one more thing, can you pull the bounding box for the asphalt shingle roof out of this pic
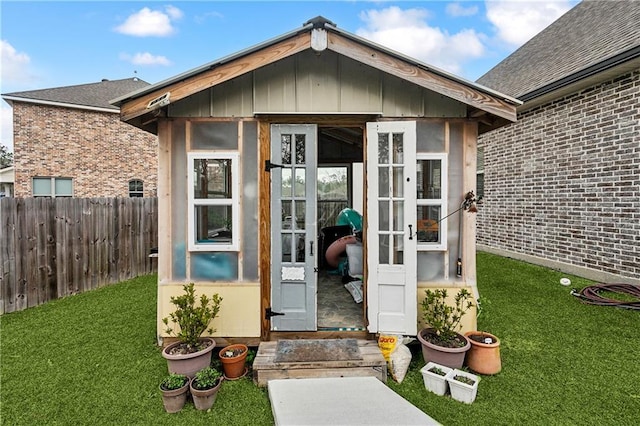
[3,78,150,110]
[477,0,640,99]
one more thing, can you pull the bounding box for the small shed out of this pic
[113,17,519,343]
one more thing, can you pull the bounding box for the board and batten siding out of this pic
[168,50,466,118]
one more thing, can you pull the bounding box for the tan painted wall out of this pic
[416,284,478,334]
[158,282,261,341]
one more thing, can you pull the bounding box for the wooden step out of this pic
[252,339,387,387]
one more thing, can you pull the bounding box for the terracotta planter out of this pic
[464,331,502,375]
[162,337,216,378]
[219,344,248,379]
[417,328,471,369]
[190,376,223,411]
[159,379,189,413]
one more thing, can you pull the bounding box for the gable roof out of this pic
[2,78,150,113]
[112,16,520,134]
[477,0,640,103]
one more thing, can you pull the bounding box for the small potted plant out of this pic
[446,369,480,404]
[189,366,223,411]
[417,288,473,368]
[159,373,189,413]
[420,361,454,396]
[218,343,248,380]
[162,283,223,377]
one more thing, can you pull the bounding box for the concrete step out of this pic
[268,376,440,426]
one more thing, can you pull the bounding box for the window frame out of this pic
[128,179,144,197]
[416,153,448,251]
[187,152,240,252]
[32,177,73,198]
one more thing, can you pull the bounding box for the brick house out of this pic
[476,1,639,284]
[2,78,158,198]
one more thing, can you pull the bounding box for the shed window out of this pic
[416,154,447,250]
[33,177,73,198]
[129,179,144,197]
[188,153,240,251]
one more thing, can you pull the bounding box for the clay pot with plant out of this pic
[417,288,473,368]
[159,373,190,413]
[162,283,223,378]
[189,366,223,411]
[218,343,249,380]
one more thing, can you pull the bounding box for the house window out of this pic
[416,154,447,250]
[129,179,144,197]
[477,147,484,198]
[33,177,73,197]
[188,152,240,251]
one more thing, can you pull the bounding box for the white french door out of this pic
[366,121,417,335]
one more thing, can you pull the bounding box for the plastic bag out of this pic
[389,337,414,383]
[378,334,400,363]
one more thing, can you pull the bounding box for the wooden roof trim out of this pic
[326,32,517,123]
[119,32,312,122]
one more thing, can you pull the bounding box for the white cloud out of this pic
[120,52,172,66]
[1,104,14,153]
[446,3,479,17]
[1,40,34,86]
[356,6,485,75]
[114,6,183,37]
[486,0,574,47]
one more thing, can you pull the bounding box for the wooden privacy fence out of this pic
[0,197,158,314]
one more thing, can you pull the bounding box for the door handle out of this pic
[310,241,314,256]
[408,224,413,240]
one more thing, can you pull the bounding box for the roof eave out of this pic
[1,95,119,113]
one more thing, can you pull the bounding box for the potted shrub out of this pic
[218,343,248,380]
[189,366,223,411]
[417,288,473,368]
[446,369,480,404]
[159,373,189,413]
[420,362,453,396]
[162,283,223,377]
[464,331,502,375]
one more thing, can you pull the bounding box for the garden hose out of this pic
[570,283,640,310]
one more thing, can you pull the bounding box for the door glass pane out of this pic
[281,134,292,164]
[193,159,232,199]
[295,201,305,230]
[379,234,389,264]
[295,134,306,165]
[417,160,441,199]
[294,168,305,197]
[282,233,293,263]
[417,206,441,243]
[281,168,292,197]
[392,166,404,197]
[392,133,404,163]
[378,133,389,164]
[393,201,404,231]
[378,167,389,197]
[378,200,389,231]
[281,201,292,228]
[296,234,305,262]
[393,235,404,264]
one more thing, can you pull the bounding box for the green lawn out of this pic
[1,253,638,425]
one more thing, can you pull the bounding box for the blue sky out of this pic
[0,0,579,151]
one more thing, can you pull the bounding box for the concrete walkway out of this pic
[268,376,440,425]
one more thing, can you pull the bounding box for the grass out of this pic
[1,252,638,425]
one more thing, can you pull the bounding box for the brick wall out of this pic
[13,103,157,198]
[478,69,640,281]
